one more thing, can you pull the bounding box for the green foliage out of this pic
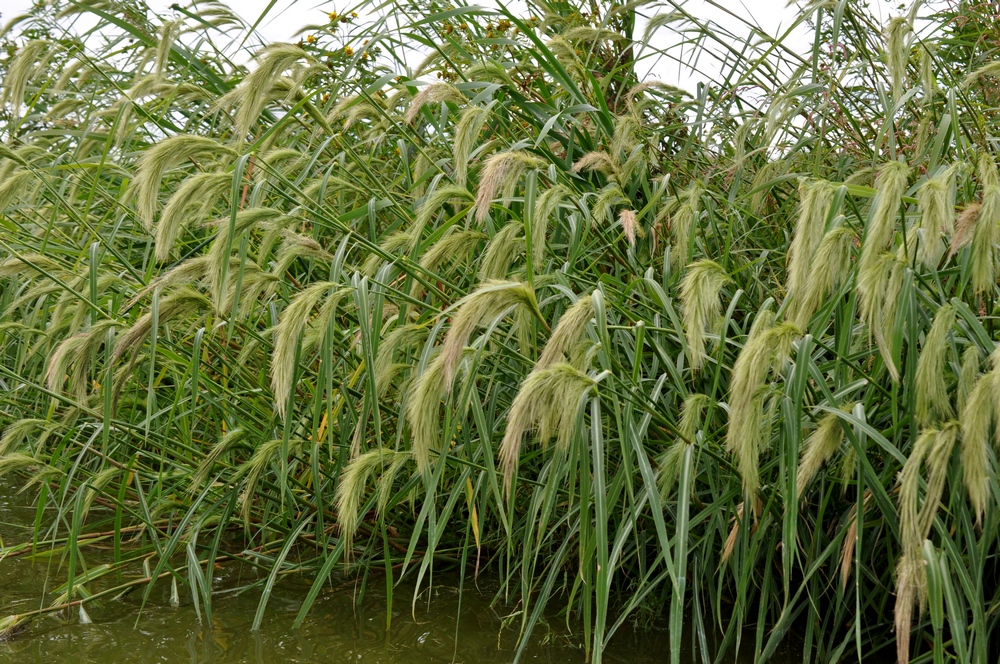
[2,0,1000,662]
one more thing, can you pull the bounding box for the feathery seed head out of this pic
[919,44,936,98]
[531,185,569,269]
[405,83,465,125]
[794,224,856,327]
[406,352,448,475]
[131,135,235,230]
[964,154,1000,292]
[190,428,251,494]
[787,179,836,312]
[0,253,64,280]
[726,306,801,496]
[979,151,1000,189]
[670,182,703,269]
[336,449,409,555]
[474,151,545,223]
[0,419,58,458]
[477,222,525,282]
[420,228,486,273]
[896,421,958,664]
[113,288,209,366]
[612,112,642,164]
[961,61,1000,91]
[441,280,540,388]
[412,184,476,252]
[374,324,428,397]
[499,362,595,491]
[453,104,491,187]
[885,16,911,100]
[958,345,981,411]
[859,160,910,274]
[537,293,595,370]
[218,44,321,141]
[914,304,954,426]
[796,411,845,497]
[658,393,710,498]
[46,320,116,403]
[619,209,639,246]
[1,39,53,128]
[155,172,231,262]
[271,282,343,419]
[680,259,731,373]
[572,151,622,181]
[916,164,961,267]
[961,373,992,524]
[155,20,183,79]
[857,250,905,381]
[590,183,628,227]
[949,202,981,258]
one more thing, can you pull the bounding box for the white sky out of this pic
[2,0,903,89]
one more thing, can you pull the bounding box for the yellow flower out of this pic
[351,11,357,17]
[344,46,353,56]
[306,34,316,43]
[328,11,337,20]
[362,51,369,60]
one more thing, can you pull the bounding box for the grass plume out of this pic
[680,259,731,373]
[440,280,541,387]
[786,179,835,320]
[499,362,596,491]
[914,304,954,426]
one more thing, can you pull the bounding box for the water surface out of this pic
[1,483,787,663]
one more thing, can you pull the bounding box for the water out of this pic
[1,483,787,663]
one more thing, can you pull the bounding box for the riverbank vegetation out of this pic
[1,0,999,661]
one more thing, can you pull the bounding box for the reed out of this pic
[1,1,1000,661]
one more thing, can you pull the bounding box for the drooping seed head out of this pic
[680,259,731,373]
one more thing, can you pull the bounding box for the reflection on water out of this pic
[1,485,786,663]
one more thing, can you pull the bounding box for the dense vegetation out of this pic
[1,0,999,661]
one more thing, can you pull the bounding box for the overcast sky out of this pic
[2,0,903,88]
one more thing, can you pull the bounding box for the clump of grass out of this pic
[3,1,1000,661]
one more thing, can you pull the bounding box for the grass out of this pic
[1,0,1000,662]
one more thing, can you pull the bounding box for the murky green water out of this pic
[1,484,793,663]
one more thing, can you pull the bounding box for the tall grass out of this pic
[1,0,999,662]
